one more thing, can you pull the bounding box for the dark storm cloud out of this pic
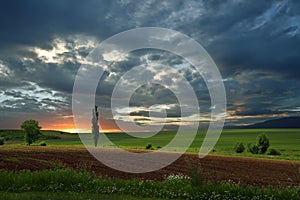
[104,0,300,80]
[0,0,113,50]
[1,56,77,93]
[0,0,300,129]
[129,105,182,118]
[1,0,299,80]
[204,1,300,79]
[225,73,300,124]
[1,0,299,78]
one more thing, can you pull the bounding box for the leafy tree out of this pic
[248,143,259,154]
[258,133,270,154]
[234,142,245,153]
[248,133,270,154]
[0,137,4,145]
[21,120,41,145]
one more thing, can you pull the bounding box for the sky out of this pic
[0,0,299,132]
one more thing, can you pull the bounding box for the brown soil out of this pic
[0,146,300,186]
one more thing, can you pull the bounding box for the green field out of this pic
[1,129,300,160]
[106,129,300,161]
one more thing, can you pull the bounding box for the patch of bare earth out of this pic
[0,146,300,186]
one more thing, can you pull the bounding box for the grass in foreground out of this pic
[0,169,299,200]
[0,192,157,200]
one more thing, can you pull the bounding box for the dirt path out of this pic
[0,146,300,186]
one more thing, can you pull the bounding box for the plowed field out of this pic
[1,146,299,186]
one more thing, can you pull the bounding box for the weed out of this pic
[190,165,203,187]
[75,161,92,173]
[4,157,20,163]
[48,160,67,170]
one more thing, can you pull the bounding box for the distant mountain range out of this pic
[225,117,300,129]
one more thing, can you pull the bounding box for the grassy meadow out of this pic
[0,129,300,160]
[0,168,299,200]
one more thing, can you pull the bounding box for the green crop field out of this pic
[1,129,300,160]
[106,129,300,160]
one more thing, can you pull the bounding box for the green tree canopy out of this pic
[258,133,270,154]
[21,119,41,145]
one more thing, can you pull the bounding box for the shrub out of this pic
[234,142,245,153]
[258,133,270,154]
[0,137,4,145]
[248,143,259,154]
[39,141,47,146]
[268,149,281,155]
[145,143,152,149]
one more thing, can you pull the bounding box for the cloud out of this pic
[0,81,68,112]
[206,1,300,80]
[0,0,300,129]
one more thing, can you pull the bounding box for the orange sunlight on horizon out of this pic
[41,117,122,133]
